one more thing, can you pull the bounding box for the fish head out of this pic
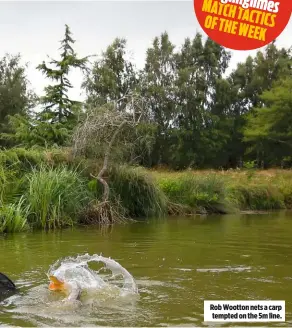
[48,275,66,291]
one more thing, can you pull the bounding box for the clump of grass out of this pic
[227,183,285,211]
[158,173,232,214]
[274,176,292,209]
[0,197,29,233]
[25,165,92,229]
[109,165,168,218]
[0,164,25,205]
[88,165,168,218]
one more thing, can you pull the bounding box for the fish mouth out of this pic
[48,275,65,291]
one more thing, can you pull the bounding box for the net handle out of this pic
[0,272,16,289]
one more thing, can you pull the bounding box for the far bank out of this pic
[1,148,292,233]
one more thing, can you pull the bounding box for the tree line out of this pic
[0,24,291,170]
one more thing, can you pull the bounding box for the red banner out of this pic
[194,0,291,50]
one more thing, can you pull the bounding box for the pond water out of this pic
[1,212,292,327]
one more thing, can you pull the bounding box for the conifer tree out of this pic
[3,25,88,147]
[37,24,88,124]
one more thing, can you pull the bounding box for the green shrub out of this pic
[0,148,45,170]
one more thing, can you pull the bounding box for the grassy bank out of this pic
[1,148,292,233]
[152,169,289,214]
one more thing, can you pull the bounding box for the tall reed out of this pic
[0,197,29,233]
[25,165,92,229]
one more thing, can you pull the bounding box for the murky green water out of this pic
[1,212,292,327]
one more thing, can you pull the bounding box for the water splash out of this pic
[48,253,138,294]
[1,254,139,326]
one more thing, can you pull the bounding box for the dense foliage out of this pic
[0,25,291,232]
[1,25,290,169]
[1,148,292,233]
[0,26,291,169]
